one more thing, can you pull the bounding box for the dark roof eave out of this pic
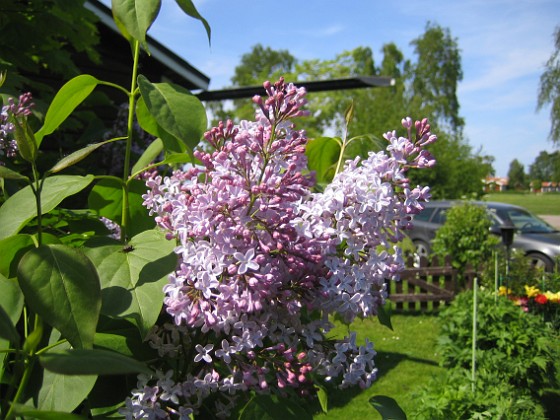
[85,0,210,90]
[195,76,395,101]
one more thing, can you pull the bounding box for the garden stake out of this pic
[494,251,498,302]
[471,277,478,393]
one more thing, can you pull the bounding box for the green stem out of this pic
[29,164,44,246]
[5,356,37,420]
[121,40,141,243]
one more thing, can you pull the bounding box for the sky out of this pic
[102,0,559,178]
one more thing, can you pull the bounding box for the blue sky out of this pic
[103,0,559,178]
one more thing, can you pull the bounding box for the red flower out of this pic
[534,294,548,305]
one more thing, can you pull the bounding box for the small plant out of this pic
[413,289,558,419]
[501,283,560,331]
[432,201,499,277]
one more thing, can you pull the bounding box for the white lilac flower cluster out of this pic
[129,78,435,418]
[0,92,34,164]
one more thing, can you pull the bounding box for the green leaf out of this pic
[36,330,98,412]
[131,137,163,175]
[0,175,94,240]
[85,230,176,336]
[315,384,328,413]
[0,234,35,279]
[174,0,211,45]
[111,0,161,50]
[305,136,342,184]
[377,302,394,331]
[88,178,155,238]
[344,100,354,126]
[48,139,116,174]
[0,303,19,345]
[239,394,312,420]
[12,404,88,420]
[137,75,207,153]
[0,164,30,182]
[40,348,152,375]
[35,75,99,146]
[136,96,185,153]
[18,244,101,349]
[12,117,37,163]
[0,273,24,326]
[369,395,407,420]
[38,365,97,412]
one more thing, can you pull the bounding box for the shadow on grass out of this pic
[321,350,439,411]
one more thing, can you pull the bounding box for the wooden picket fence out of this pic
[387,255,478,312]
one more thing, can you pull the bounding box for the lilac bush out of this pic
[128,78,436,418]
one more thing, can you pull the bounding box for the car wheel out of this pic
[526,252,554,272]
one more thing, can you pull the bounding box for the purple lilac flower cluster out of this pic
[0,92,34,164]
[130,78,436,418]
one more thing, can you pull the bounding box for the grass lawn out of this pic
[313,313,444,419]
[485,192,560,215]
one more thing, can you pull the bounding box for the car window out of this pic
[431,208,448,225]
[496,207,556,233]
[414,207,435,222]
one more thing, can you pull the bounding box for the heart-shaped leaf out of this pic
[88,178,155,238]
[305,136,342,184]
[85,230,176,336]
[18,244,101,349]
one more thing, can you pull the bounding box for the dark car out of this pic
[408,200,560,271]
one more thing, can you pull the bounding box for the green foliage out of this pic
[224,24,493,199]
[0,0,100,97]
[18,244,101,349]
[432,201,500,274]
[0,1,206,417]
[529,150,560,183]
[413,289,557,419]
[537,26,560,144]
[507,158,528,190]
[409,22,464,132]
[0,1,410,418]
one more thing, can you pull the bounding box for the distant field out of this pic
[484,192,560,215]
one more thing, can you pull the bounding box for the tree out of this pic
[0,0,100,103]
[231,44,296,86]
[408,22,464,132]
[529,150,560,183]
[507,159,527,190]
[537,26,560,144]
[207,44,297,124]
[225,23,493,198]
